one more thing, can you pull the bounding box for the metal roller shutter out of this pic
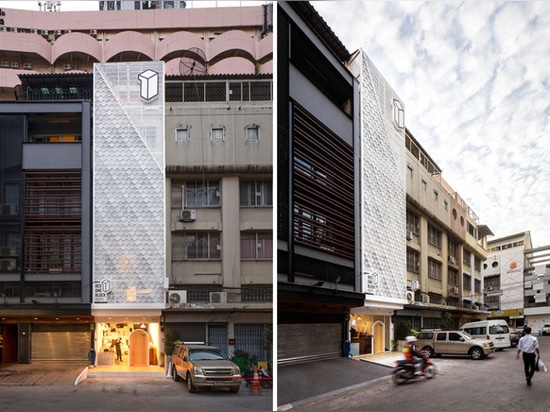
[278,323,342,366]
[31,324,90,363]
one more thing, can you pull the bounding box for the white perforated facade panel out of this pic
[93,62,165,307]
[358,50,407,300]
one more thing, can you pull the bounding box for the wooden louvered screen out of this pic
[24,171,82,274]
[292,103,355,259]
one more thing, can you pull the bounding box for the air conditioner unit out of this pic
[471,305,479,310]
[0,246,17,256]
[209,292,227,304]
[440,299,447,306]
[486,286,493,291]
[0,258,16,272]
[406,291,415,304]
[41,30,48,37]
[167,290,187,305]
[63,64,72,71]
[1,61,9,68]
[23,63,33,70]
[90,29,97,37]
[10,62,19,68]
[450,286,459,294]
[421,294,430,304]
[0,204,16,215]
[180,209,196,222]
[406,230,413,241]
[30,29,37,34]
[448,255,456,264]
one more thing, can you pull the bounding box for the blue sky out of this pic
[313,1,550,247]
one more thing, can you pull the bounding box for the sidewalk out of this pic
[277,352,402,410]
[0,362,167,386]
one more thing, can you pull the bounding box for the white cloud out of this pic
[313,1,550,247]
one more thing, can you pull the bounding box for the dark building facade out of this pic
[277,2,364,365]
[0,75,93,363]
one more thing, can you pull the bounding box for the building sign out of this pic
[364,272,379,295]
[138,69,159,101]
[94,279,111,303]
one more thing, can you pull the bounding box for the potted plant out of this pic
[231,349,249,374]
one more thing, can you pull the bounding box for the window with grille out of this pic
[427,225,441,248]
[407,248,420,272]
[448,268,458,286]
[185,232,221,260]
[463,273,472,290]
[211,127,224,142]
[205,82,226,101]
[240,180,272,206]
[241,232,273,260]
[475,278,481,294]
[175,127,189,143]
[406,210,419,234]
[428,258,442,280]
[463,249,472,266]
[184,180,220,207]
[234,323,270,361]
[245,125,260,141]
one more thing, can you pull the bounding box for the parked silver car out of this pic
[415,330,495,360]
[171,343,242,393]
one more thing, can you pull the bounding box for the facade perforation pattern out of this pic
[93,62,165,306]
[359,50,407,299]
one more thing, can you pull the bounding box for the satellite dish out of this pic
[179,47,207,75]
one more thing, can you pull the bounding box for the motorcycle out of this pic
[392,351,436,385]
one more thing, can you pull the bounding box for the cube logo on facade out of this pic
[138,69,159,101]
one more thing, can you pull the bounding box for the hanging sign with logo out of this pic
[94,279,111,303]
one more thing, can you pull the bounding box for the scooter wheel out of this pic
[392,367,409,385]
[424,364,435,379]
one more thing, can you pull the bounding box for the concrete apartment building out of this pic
[0,3,272,366]
[484,232,550,333]
[394,129,494,335]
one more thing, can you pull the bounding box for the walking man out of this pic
[516,326,541,385]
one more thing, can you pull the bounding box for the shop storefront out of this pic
[92,312,162,367]
[349,312,392,355]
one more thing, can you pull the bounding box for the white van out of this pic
[460,320,511,349]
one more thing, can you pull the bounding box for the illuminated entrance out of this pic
[95,321,160,366]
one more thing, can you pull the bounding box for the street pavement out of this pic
[277,353,399,410]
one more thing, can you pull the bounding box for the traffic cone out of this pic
[249,364,263,395]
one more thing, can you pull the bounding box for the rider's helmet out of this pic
[405,336,417,343]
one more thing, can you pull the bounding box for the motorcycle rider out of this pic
[403,335,425,375]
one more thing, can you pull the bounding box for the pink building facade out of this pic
[0,5,273,96]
